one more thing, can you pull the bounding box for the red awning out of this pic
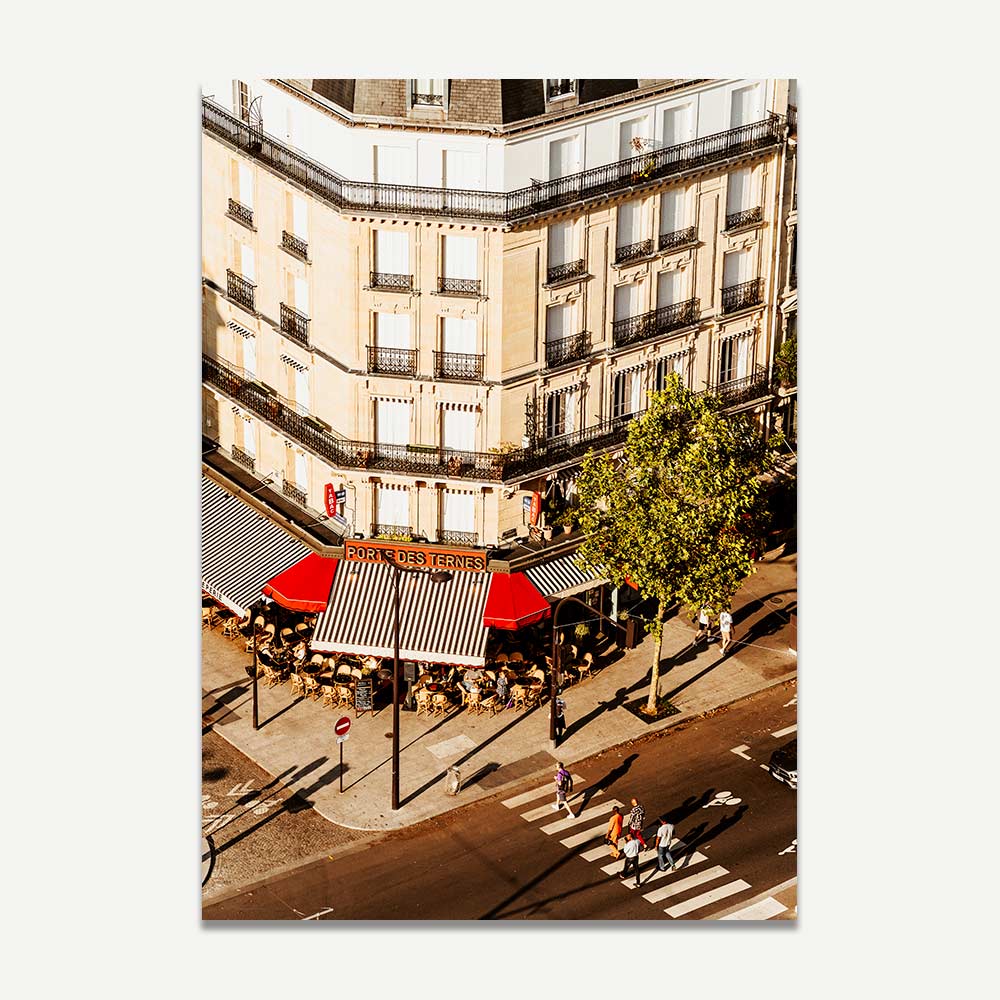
[262,553,339,613]
[482,572,552,630]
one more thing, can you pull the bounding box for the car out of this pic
[768,738,797,789]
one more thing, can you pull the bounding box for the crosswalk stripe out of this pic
[771,724,796,738]
[560,823,612,849]
[719,897,787,920]
[520,791,595,822]
[501,776,584,809]
[624,852,709,888]
[664,879,751,918]
[579,843,617,862]
[540,801,624,835]
[641,865,729,903]
[599,848,656,875]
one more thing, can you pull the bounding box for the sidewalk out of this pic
[201,549,797,832]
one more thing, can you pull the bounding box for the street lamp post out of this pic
[550,594,622,750]
[384,553,452,811]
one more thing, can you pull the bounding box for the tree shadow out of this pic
[731,589,796,627]
[575,753,640,811]
[562,673,651,741]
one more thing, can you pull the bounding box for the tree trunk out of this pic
[644,599,668,714]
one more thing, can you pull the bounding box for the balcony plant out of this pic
[487,441,519,475]
[775,333,797,388]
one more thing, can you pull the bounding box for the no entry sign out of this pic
[335,716,351,737]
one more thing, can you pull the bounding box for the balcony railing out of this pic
[612,298,699,348]
[367,345,418,376]
[372,523,413,539]
[227,198,254,228]
[433,351,484,381]
[203,98,785,226]
[721,277,764,314]
[281,230,308,261]
[546,259,586,284]
[545,330,591,369]
[614,238,654,266]
[282,481,307,507]
[704,365,771,408]
[440,529,478,546]
[725,206,763,231]
[280,303,310,346]
[658,226,697,252]
[438,276,481,297]
[231,445,256,472]
[411,92,444,107]
[226,269,256,313]
[370,271,414,292]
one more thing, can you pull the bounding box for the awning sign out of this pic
[529,491,542,527]
[324,484,339,518]
[343,538,487,573]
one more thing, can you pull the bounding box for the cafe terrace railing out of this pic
[203,98,786,226]
[204,354,773,484]
[611,298,699,348]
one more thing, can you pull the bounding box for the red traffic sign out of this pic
[334,716,351,737]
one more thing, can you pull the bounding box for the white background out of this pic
[4,2,996,997]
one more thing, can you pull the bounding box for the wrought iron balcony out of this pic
[703,365,771,408]
[545,331,591,369]
[281,230,308,261]
[227,198,254,228]
[226,269,256,313]
[282,481,307,507]
[722,277,764,314]
[440,529,478,546]
[411,92,444,107]
[372,523,413,539]
[280,303,310,346]
[433,351,485,381]
[546,259,586,284]
[231,445,256,472]
[614,238,654,266]
[203,98,784,226]
[367,345,418,376]
[612,298,699,348]
[370,271,414,292]
[725,206,763,231]
[658,226,697,252]
[438,277,481,297]
[787,104,797,134]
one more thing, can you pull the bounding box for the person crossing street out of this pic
[551,762,575,818]
[655,816,676,872]
[627,797,646,845]
[619,833,642,887]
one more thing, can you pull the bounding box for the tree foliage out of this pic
[574,374,781,712]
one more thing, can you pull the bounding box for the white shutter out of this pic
[549,137,579,179]
[443,492,475,533]
[619,118,646,160]
[614,283,638,322]
[660,188,685,235]
[737,336,750,379]
[444,149,482,190]
[294,276,309,316]
[546,303,569,343]
[616,200,641,248]
[730,85,760,128]
[294,451,307,490]
[240,244,255,282]
[564,389,578,434]
[238,162,253,209]
[376,231,409,274]
[374,146,414,184]
[442,317,477,354]
[443,407,476,451]
[727,168,750,215]
[292,196,308,239]
[242,417,255,456]
[547,220,573,268]
[629,370,643,413]
[443,235,477,280]
[663,105,693,147]
[376,313,411,349]
[723,250,746,288]
[295,368,310,412]
[657,270,683,309]
[739,247,754,284]
[376,399,410,445]
[243,336,256,378]
[377,486,409,527]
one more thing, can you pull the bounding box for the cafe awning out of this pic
[311,561,490,666]
[524,551,608,601]
[262,553,339,613]
[482,572,551,630]
[201,476,311,616]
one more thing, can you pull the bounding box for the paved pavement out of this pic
[201,547,796,833]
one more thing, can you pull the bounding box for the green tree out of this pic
[575,374,780,716]
[775,332,797,386]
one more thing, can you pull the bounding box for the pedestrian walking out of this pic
[627,797,646,842]
[696,606,713,643]
[551,762,575,818]
[655,816,676,872]
[605,806,624,859]
[719,609,733,655]
[619,833,642,886]
[496,669,510,708]
[554,696,567,742]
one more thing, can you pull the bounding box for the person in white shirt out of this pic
[619,833,643,886]
[655,817,675,872]
[719,609,734,654]
[696,607,712,643]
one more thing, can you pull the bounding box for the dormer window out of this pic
[546,79,576,101]
[411,79,446,108]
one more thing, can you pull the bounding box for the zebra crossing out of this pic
[502,775,775,920]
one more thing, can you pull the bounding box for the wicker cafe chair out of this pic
[221,615,242,639]
[522,685,543,710]
[430,692,451,718]
[303,674,321,701]
[415,688,432,716]
[202,607,215,630]
[509,651,524,663]
[478,693,499,717]
[321,685,337,709]
[261,664,282,689]
[336,684,355,709]
[577,651,596,680]
[289,672,306,698]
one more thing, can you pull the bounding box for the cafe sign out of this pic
[343,538,487,573]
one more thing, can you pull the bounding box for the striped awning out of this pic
[523,551,608,601]
[201,476,311,616]
[311,561,490,666]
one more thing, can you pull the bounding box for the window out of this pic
[546,79,576,100]
[237,242,255,282]
[441,317,477,355]
[723,248,753,289]
[241,415,256,457]
[547,220,575,271]
[616,199,645,252]
[375,231,410,277]
[442,491,476,539]
[285,273,309,316]
[375,313,411,349]
[614,282,640,323]
[662,104,694,147]
[443,149,482,190]
[374,146,415,185]
[411,79,446,107]
[719,335,751,384]
[659,187,689,246]
[655,351,690,391]
[230,160,253,210]
[376,485,410,530]
[289,194,308,239]
[375,398,411,445]
[730,84,762,128]
[612,368,644,420]
[545,302,572,344]
[656,270,685,309]
[441,235,478,290]
[545,388,578,438]
[548,136,580,180]
[234,80,251,122]
[727,168,751,217]
[293,451,308,491]
[619,118,647,160]
[231,323,257,378]
[441,403,477,452]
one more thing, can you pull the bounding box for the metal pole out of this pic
[252,617,259,731]
[391,563,401,811]
[339,742,344,793]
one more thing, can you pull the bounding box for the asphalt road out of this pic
[204,680,797,920]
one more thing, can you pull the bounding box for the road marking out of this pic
[520,790,597,822]
[560,822,613,849]
[664,879,751,917]
[226,781,255,798]
[540,801,621,835]
[625,852,709,888]
[779,839,797,856]
[708,877,798,921]
[580,843,618,862]
[772,724,797,738]
[642,866,730,903]
[783,695,797,707]
[425,734,477,759]
[719,897,787,920]
[703,790,742,807]
[730,745,754,760]
[300,907,334,920]
[501,775,584,809]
